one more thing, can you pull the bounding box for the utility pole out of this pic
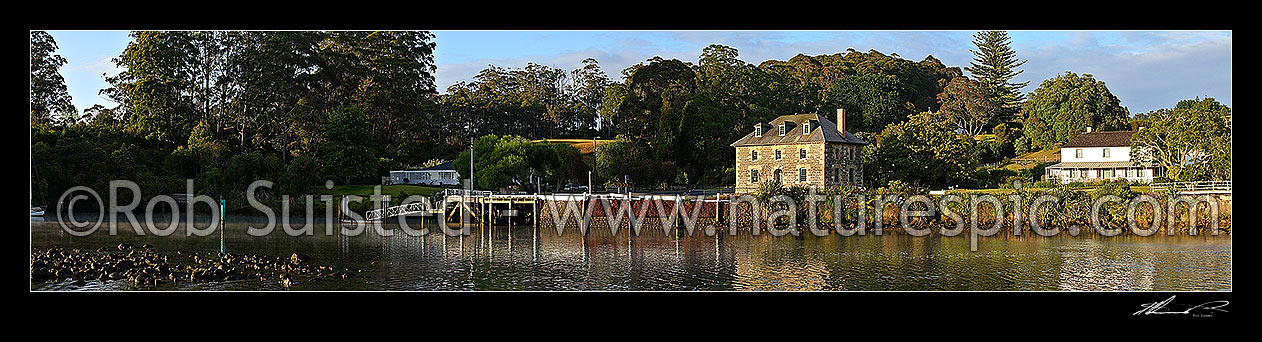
[591,136,600,193]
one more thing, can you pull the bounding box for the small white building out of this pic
[1044,130,1164,184]
[388,161,460,186]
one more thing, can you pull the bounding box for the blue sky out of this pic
[46,30,1231,114]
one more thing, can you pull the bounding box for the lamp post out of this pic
[591,136,600,193]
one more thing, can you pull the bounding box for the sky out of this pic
[45,30,1231,115]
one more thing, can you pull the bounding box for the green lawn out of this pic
[953,185,1153,195]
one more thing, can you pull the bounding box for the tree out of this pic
[1020,72,1130,150]
[30,31,76,125]
[824,73,917,133]
[319,105,376,184]
[453,135,579,189]
[865,112,977,188]
[605,57,698,147]
[965,31,1028,122]
[104,31,202,147]
[309,31,438,158]
[570,58,612,135]
[757,49,962,127]
[935,76,999,135]
[1130,98,1231,181]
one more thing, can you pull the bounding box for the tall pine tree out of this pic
[965,31,1027,124]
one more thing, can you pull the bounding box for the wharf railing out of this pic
[1151,181,1232,193]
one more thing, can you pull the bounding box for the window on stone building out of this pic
[751,150,758,161]
[799,168,807,182]
[799,148,806,159]
[751,169,759,183]
[775,150,782,160]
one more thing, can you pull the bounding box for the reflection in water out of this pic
[30,216,1231,291]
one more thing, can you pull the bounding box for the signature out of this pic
[1134,295,1229,316]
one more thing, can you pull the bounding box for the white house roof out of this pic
[418,161,455,171]
[1061,131,1136,148]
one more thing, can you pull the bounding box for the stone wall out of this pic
[823,143,864,188]
[735,143,864,193]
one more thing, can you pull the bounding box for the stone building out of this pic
[731,109,868,193]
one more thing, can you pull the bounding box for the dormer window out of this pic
[755,125,763,137]
[802,122,811,134]
[778,124,786,136]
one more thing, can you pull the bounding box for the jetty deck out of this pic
[344,189,732,228]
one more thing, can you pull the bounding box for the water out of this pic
[30,215,1232,291]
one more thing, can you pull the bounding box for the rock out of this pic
[290,253,311,265]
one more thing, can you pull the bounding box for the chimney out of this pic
[836,108,846,134]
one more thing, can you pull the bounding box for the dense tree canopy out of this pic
[758,49,963,133]
[33,31,440,208]
[936,76,1000,135]
[33,30,1222,203]
[864,112,978,188]
[30,31,76,125]
[453,135,584,190]
[103,31,438,156]
[1130,98,1231,181]
[1020,72,1130,150]
[592,47,963,187]
[441,60,608,144]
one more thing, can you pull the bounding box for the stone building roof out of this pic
[730,113,868,147]
[1061,131,1136,148]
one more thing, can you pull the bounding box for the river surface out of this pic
[30,215,1232,291]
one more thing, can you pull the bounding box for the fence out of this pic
[1151,180,1232,193]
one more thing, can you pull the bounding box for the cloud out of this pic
[1017,32,1232,113]
[63,56,124,77]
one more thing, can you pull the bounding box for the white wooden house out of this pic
[1044,130,1164,183]
[388,161,460,186]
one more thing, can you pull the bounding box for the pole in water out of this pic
[219,197,226,256]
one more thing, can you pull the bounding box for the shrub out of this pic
[1094,179,1136,200]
